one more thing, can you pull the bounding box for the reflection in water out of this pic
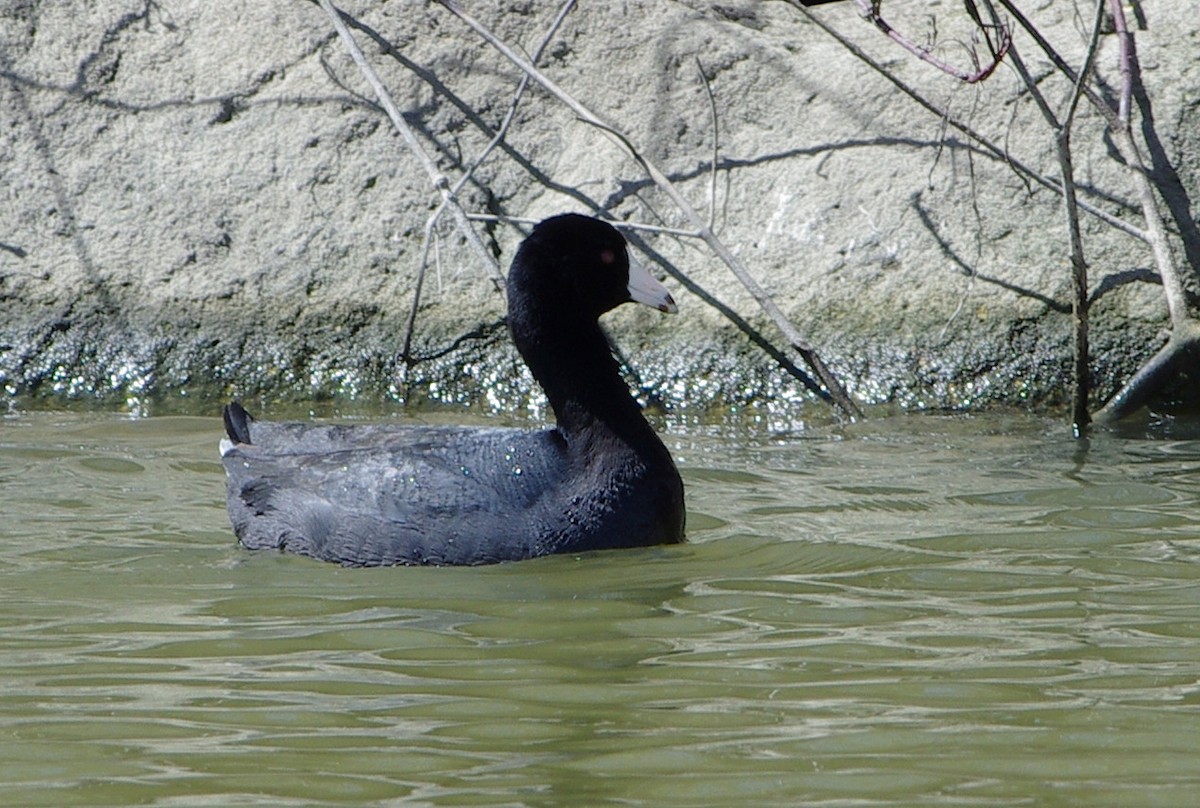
[2,410,1200,805]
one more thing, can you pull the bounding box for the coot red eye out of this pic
[599,248,616,265]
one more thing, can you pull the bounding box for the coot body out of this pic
[220,214,685,566]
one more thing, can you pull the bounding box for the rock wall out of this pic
[2,1,1197,419]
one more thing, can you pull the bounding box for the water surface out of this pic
[3,409,1200,806]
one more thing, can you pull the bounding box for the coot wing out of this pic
[222,424,571,566]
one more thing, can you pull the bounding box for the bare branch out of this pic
[788,0,1149,244]
[436,0,863,418]
[852,0,1012,83]
[1093,321,1200,424]
[1056,0,1108,435]
[694,58,720,232]
[315,0,504,289]
[445,0,577,205]
[988,0,1196,422]
[1104,2,1189,330]
[1110,0,1132,124]
[989,0,1195,418]
[465,212,702,239]
[994,0,1117,128]
[798,0,1198,424]
[397,218,439,385]
[399,0,578,387]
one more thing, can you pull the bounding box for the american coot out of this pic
[219,214,686,566]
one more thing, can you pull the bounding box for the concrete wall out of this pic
[3,1,1197,418]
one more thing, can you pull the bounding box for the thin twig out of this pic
[1005,0,1188,329]
[446,0,577,204]
[1111,0,1132,124]
[694,58,720,232]
[852,0,1012,83]
[1104,0,1188,329]
[983,6,1057,129]
[1064,1,1105,130]
[437,0,863,418]
[316,0,504,289]
[789,0,1149,244]
[399,0,577,384]
[465,212,701,239]
[1055,0,1107,435]
[991,0,1196,422]
[397,222,439,386]
[994,0,1116,127]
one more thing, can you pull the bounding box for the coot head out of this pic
[508,214,675,320]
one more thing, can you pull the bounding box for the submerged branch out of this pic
[1093,322,1200,424]
[1090,0,1199,422]
[1058,0,1106,435]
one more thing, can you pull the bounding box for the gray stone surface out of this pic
[2,1,1197,419]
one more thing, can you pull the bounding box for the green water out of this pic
[3,408,1200,806]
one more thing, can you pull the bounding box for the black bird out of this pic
[219,214,685,566]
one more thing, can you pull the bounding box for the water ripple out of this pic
[3,412,1200,805]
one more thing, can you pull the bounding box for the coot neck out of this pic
[511,307,657,443]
